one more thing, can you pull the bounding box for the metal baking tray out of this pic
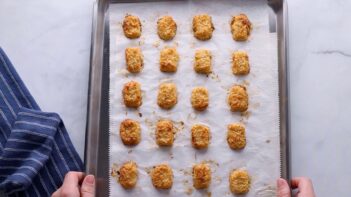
[84,0,290,196]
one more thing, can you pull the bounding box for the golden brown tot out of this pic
[122,81,142,108]
[123,14,142,39]
[194,49,212,74]
[227,85,248,112]
[192,14,215,41]
[119,119,141,146]
[125,47,143,73]
[191,124,210,149]
[191,87,209,111]
[156,120,175,146]
[231,14,252,41]
[157,16,177,41]
[150,164,173,189]
[193,163,211,189]
[159,47,179,72]
[227,123,246,150]
[232,50,250,75]
[118,161,138,189]
[157,83,178,109]
[229,169,250,194]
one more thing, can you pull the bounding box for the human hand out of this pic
[51,172,95,197]
[277,177,316,197]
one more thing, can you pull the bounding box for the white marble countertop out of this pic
[1,0,350,196]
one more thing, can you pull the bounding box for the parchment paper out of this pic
[109,0,280,196]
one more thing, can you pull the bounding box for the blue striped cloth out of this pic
[0,47,84,196]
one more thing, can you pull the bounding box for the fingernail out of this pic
[85,175,95,185]
[277,178,285,187]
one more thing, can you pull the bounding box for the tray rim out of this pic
[85,0,290,196]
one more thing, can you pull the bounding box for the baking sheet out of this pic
[109,0,280,196]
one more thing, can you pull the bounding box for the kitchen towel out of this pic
[0,47,84,196]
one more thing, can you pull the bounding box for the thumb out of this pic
[277,178,291,197]
[81,175,95,197]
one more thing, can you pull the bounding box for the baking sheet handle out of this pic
[84,0,110,196]
[268,0,291,181]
